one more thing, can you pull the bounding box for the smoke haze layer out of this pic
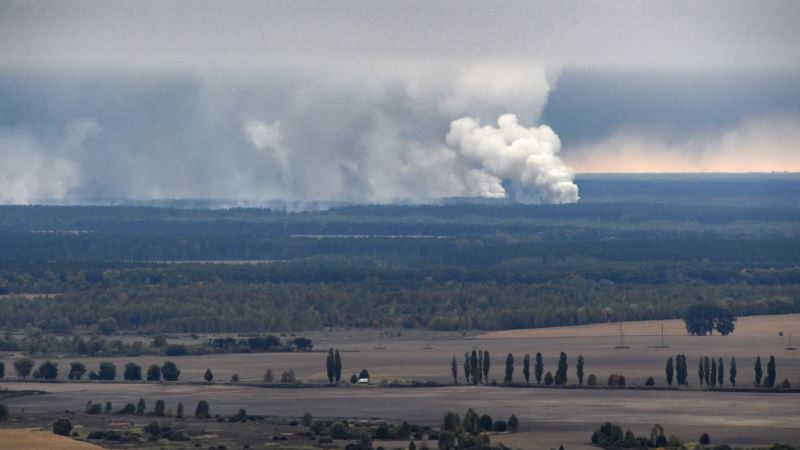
[0,64,577,205]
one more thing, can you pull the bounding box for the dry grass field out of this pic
[0,429,102,449]
[2,314,799,449]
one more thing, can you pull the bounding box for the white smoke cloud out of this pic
[447,114,580,203]
[0,132,80,204]
[243,120,290,173]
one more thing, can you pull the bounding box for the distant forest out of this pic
[0,192,798,333]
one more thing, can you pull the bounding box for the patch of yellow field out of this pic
[478,314,800,339]
[0,428,102,449]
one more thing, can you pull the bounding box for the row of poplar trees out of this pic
[325,348,343,383]
[666,355,778,388]
[451,351,585,385]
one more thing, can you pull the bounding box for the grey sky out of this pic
[0,1,798,204]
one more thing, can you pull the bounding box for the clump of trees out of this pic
[592,422,680,448]
[683,304,736,336]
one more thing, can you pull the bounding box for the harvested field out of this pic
[0,428,102,449]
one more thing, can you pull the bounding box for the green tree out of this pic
[96,317,118,335]
[522,353,530,384]
[730,357,737,386]
[204,368,214,383]
[535,352,543,384]
[136,398,146,415]
[698,357,704,386]
[37,361,58,380]
[703,356,710,386]
[333,349,342,382]
[461,408,479,433]
[717,357,724,386]
[438,430,456,450]
[482,350,491,384]
[470,350,479,385]
[0,403,7,420]
[441,410,460,433]
[146,364,161,381]
[451,355,458,384]
[555,352,568,385]
[0,361,4,379]
[176,402,184,418]
[754,356,762,386]
[124,362,142,381]
[508,414,520,433]
[104,401,112,413]
[576,355,585,385]
[195,400,210,418]
[154,399,165,416]
[766,355,776,388]
[68,362,86,380]
[13,358,34,379]
[326,348,335,383]
[98,361,116,380]
[479,414,493,431]
[504,353,514,384]
[52,418,72,436]
[544,371,554,385]
[709,358,717,387]
[683,304,736,336]
[665,357,674,386]
[161,361,180,381]
[463,352,470,384]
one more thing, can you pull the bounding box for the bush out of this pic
[544,372,554,385]
[230,374,240,382]
[85,401,102,414]
[165,344,188,356]
[154,399,166,416]
[592,422,624,446]
[330,422,349,439]
[145,420,161,435]
[124,363,142,381]
[700,433,711,445]
[14,358,34,379]
[204,369,214,382]
[98,362,116,380]
[350,374,358,384]
[161,361,180,381]
[587,373,598,386]
[37,361,58,380]
[68,362,86,380]
[780,378,791,389]
[53,418,73,436]
[645,377,655,386]
[301,412,313,426]
[479,414,493,431]
[195,400,210,418]
[0,403,8,420]
[492,420,508,432]
[263,369,274,382]
[508,414,519,433]
[136,398,146,415]
[120,403,136,414]
[608,374,626,387]
[146,364,161,381]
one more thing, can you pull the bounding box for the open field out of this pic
[2,315,800,448]
[0,428,102,449]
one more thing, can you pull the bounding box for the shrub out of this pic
[780,378,791,389]
[161,361,180,381]
[301,412,313,426]
[98,362,116,380]
[587,373,598,386]
[154,399,166,416]
[479,414,493,431]
[85,402,102,414]
[645,377,655,386]
[165,344,188,356]
[350,374,358,384]
[592,422,624,446]
[492,420,508,432]
[281,369,296,383]
[330,421,348,439]
[263,369,274,382]
[508,414,519,433]
[37,361,58,380]
[145,420,161,435]
[204,369,214,382]
[13,358,34,378]
[52,418,73,436]
[608,374,626,387]
[123,363,142,381]
[68,362,86,380]
[119,403,136,414]
[195,400,210,418]
[230,374,240,382]
[544,372,554,385]
[146,364,161,381]
[699,433,711,444]
[136,398,146,415]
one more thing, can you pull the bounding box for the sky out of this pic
[0,0,799,204]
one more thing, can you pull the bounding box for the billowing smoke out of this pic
[0,63,580,206]
[446,114,579,203]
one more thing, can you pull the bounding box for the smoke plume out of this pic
[447,114,579,203]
